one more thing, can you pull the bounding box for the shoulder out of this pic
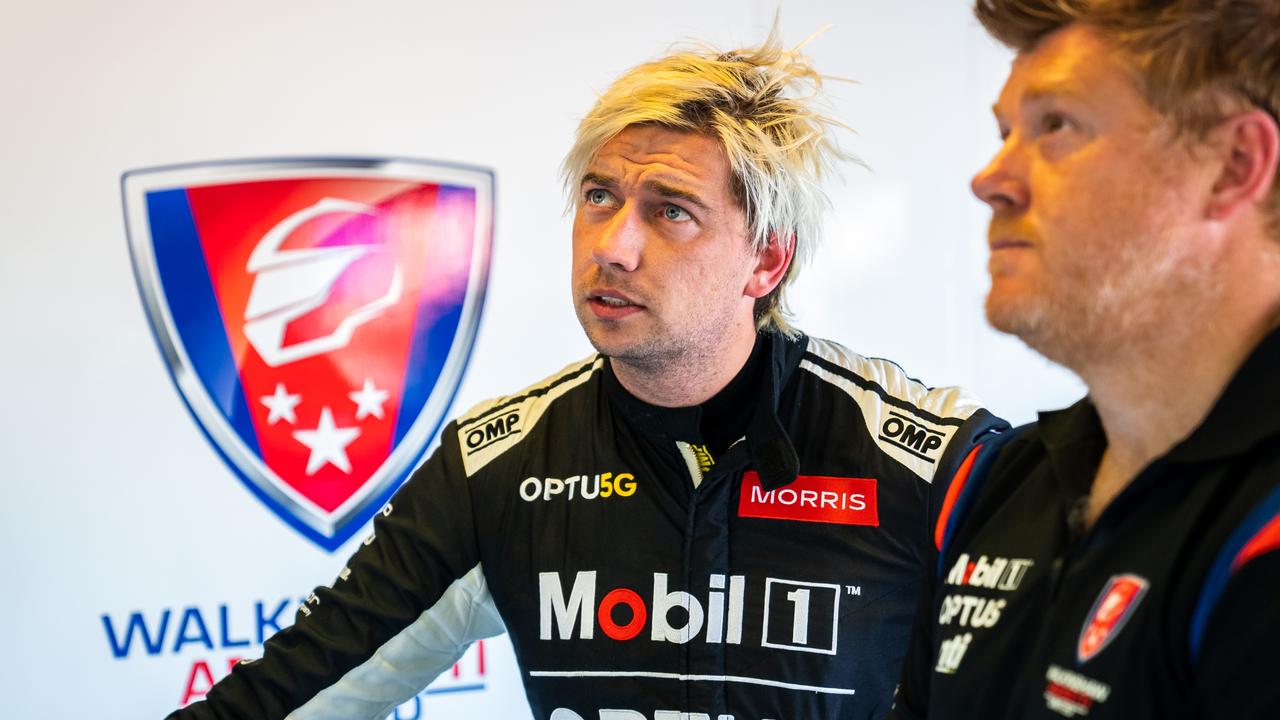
[799,337,986,422]
[453,353,605,476]
[1190,476,1280,661]
[796,336,1002,481]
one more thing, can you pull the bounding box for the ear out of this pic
[744,232,795,299]
[1207,109,1280,221]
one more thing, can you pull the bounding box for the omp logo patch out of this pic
[879,411,944,462]
[461,410,520,455]
[457,357,605,478]
[737,472,878,527]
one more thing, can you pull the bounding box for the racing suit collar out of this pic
[601,330,806,490]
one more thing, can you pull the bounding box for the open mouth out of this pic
[587,290,645,317]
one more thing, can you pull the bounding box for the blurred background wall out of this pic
[0,1,1082,716]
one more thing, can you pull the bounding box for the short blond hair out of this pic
[562,27,851,334]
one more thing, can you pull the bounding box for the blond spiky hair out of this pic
[561,26,852,335]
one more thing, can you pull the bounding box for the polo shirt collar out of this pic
[1035,326,1280,480]
[1165,326,1280,463]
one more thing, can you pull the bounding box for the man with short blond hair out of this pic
[891,2,1280,718]
[170,30,1003,720]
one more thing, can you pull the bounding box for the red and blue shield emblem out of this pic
[1077,573,1148,663]
[123,158,493,550]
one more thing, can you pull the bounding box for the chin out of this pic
[987,292,1048,347]
[987,293,1099,370]
[984,289,1026,334]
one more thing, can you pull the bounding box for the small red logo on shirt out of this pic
[737,472,878,526]
[1077,574,1149,663]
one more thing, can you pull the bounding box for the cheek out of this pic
[570,218,595,269]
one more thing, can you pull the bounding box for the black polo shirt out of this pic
[890,328,1280,720]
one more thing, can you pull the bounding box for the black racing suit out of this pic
[169,331,1005,720]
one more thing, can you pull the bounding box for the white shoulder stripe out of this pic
[802,337,984,483]
[456,355,604,477]
[285,564,504,720]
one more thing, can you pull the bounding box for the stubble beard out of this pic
[579,300,737,383]
[574,272,749,395]
[987,228,1222,373]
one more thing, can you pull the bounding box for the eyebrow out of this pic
[992,81,1093,120]
[581,172,618,189]
[581,172,711,212]
[643,180,710,212]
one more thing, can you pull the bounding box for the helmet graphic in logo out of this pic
[1077,573,1149,663]
[123,158,493,550]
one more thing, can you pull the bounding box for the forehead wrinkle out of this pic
[590,149,722,200]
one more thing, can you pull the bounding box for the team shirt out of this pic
[892,329,1280,720]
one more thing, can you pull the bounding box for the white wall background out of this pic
[0,1,1083,717]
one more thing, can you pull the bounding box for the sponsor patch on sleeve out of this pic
[738,472,879,527]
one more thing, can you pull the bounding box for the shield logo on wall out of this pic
[123,158,493,550]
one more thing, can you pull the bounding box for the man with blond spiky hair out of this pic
[170,29,1004,720]
[891,1,1280,719]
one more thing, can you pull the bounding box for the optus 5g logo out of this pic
[519,472,637,502]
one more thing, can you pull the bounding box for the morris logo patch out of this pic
[738,472,879,526]
[124,157,493,550]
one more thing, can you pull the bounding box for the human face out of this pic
[571,124,761,374]
[972,24,1221,368]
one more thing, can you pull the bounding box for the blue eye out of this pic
[663,205,691,221]
[586,188,612,206]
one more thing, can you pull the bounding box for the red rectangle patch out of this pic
[738,472,879,526]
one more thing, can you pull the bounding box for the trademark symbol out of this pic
[846,585,862,596]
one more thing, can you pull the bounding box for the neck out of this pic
[1079,273,1280,525]
[610,322,760,408]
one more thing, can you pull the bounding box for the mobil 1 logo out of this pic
[539,572,852,655]
[761,579,842,655]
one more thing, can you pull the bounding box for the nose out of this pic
[589,203,643,272]
[971,139,1029,212]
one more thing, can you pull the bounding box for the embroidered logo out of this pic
[738,472,878,526]
[1077,574,1149,663]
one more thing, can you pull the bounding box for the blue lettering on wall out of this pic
[102,610,172,659]
[220,605,252,648]
[256,599,293,644]
[174,606,215,653]
[102,597,307,659]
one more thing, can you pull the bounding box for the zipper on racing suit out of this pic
[676,441,706,489]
